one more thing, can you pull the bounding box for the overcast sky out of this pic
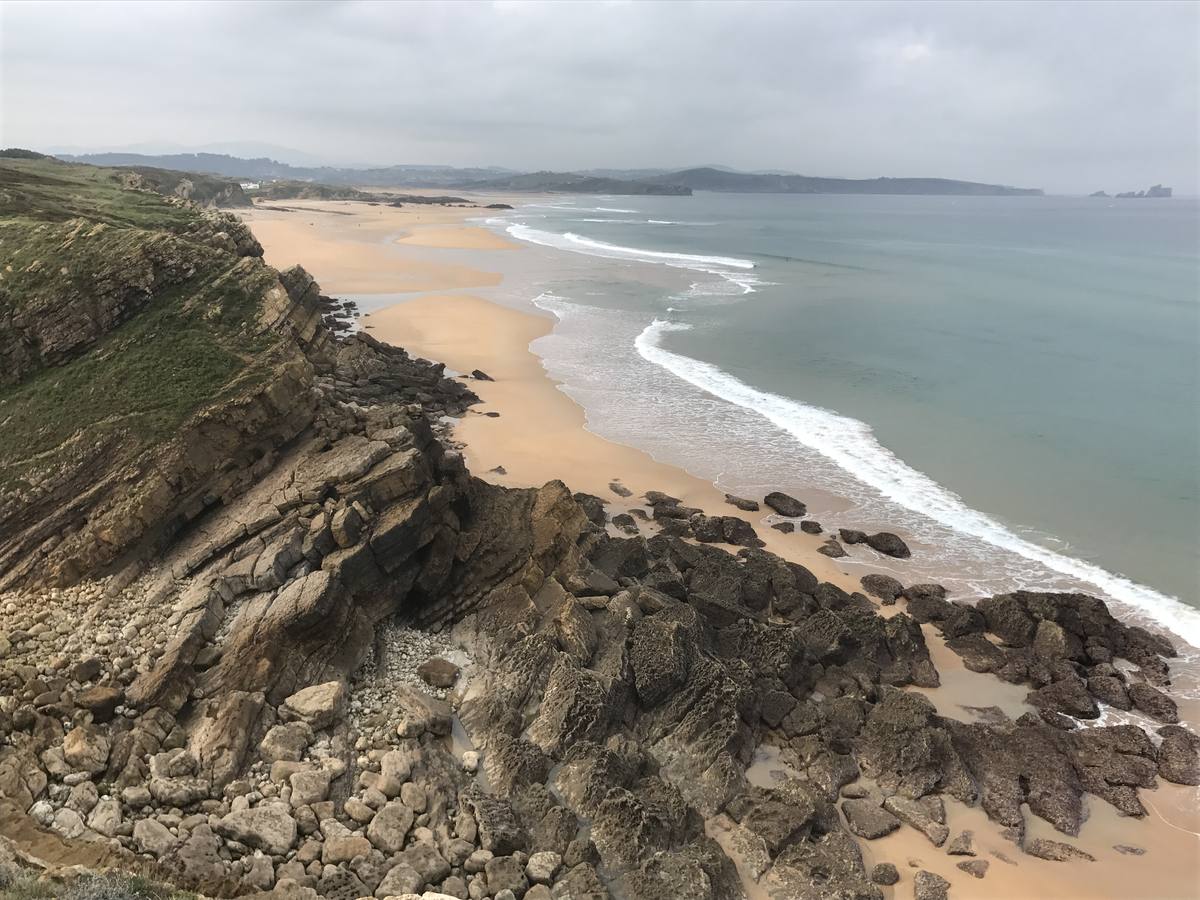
[2,0,1197,193]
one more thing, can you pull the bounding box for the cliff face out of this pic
[0,159,1193,900]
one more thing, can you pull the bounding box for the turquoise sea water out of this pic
[478,193,1200,649]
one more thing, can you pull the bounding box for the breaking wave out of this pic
[634,318,1200,648]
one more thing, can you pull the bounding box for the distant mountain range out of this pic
[52,151,1043,197]
[641,167,1043,196]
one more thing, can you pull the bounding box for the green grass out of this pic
[0,157,286,493]
[0,160,199,230]
[0,868,199,900]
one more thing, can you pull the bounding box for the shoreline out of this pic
[240,198,1200,899]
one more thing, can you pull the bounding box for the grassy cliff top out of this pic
[0,157,286,496]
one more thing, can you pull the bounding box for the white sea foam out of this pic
[591,206,638,213]
[635,319,1200,648]
[506,223,762,296]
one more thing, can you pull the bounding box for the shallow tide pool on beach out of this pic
[471,192,1199,663]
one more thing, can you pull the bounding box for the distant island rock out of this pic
[1114,184,1173,199]
[1089,190,1110,198]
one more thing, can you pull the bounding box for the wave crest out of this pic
[635,318,1200,648]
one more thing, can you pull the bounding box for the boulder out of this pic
[882,796,949,846]
[764,492,805,517]
[367,799,415,854]
[818,540,846,559]
[1027,677,1099,719]
[947,830,975,856]
[417,657,461,689]
[289,767,332,807]
[866,532,910,559]
[525,850,562,884]
[395,844,451,884]
[280,681,347,730]
[958,859,989,879]
[860,574,903,604]
[375,863,422,898]
[1087,675,1131,710]
[870,862,899,885]
[838,529,867,545]
[1127,682,1178,723]
[62,725,109,774]
[75,685,123,723]
[215,804,298,855]
[724,494,760,512]
[840,798,900,839]
[1157,725,1200,785]
[321,819,373,864]
[800,520,823,535]
[914,870,949,900]
[485,855,529,897]
[133,818,176,858]
[262,722,315,763]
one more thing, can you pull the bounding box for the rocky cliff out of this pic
[0,158,1195,900]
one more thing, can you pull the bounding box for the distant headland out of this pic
[50,151,1044,197]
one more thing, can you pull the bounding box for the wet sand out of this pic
[242,201,1200,900]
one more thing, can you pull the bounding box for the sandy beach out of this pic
[242,197,1200,900]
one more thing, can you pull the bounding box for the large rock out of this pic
[375,863,423,897]
[840,798,900,839]
[1127,682,1178,723]
[1157,726,1200,784]
[417,657,461,689]
[764,492,805,517]
[261,722,315,763]
[859,574,903,604]
[882,796,949,846]
[914,870,950,900]
[280,681,347,730]
[321,818,373,864]
[133,818,177,858]
[865,532,910,559]
[62,725,109,774]
[367,799,415,853]
[215,803,298,855]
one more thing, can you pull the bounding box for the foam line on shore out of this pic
[635,318,1200,648]
[506,222,761,295]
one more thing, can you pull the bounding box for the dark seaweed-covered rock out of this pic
[914,870,950,900]
[978,594,1037,646]
[866,532,910,559]
[870,862,899,885]
[818,540,847,558]
[1027,677,1100,719]
[841,798,900,839]
[1127,682,1178,723]
[724,494,760,512]
[1157,725,1200,784]
[1087,675,1131,710]
[764,492,806,517]
[859,574,903,604]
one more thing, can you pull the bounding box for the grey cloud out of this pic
[1,0,1196,193]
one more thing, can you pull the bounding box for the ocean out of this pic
[474,192,1200,653]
